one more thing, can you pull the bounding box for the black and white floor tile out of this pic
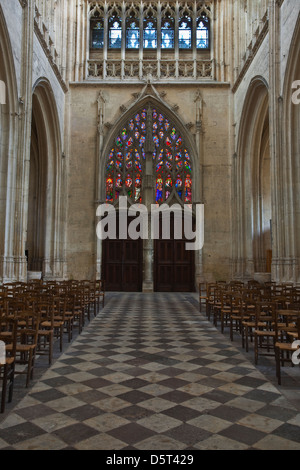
[0,293,299,450]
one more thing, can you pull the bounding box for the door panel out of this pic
[154,216,195,292]
[102,218,143,291]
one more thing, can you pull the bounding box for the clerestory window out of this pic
[91,19,104,49]
[178,16,192,49]
[108,17,122,49]
[196,15,210,49]
[126,18,140,49]
[143,18,157,49]
[161,18,175,49]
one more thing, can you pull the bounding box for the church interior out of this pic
[0,0,299,451]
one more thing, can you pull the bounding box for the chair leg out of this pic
[8,365,15,404]
[275,346,281,385]
[26,349,35,388]
[254,335,258,365]
[1,364,8,413]
[49,332,53,365]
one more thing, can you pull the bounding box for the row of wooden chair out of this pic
[0,279,105,413]
[199,280,300,385]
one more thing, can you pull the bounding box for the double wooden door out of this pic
[102,216,195,292]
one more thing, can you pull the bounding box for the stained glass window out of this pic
[91,20,104,49]
[152,109,192,204]
[178,17,192,49]
[161,18,174,49]
[196,15,209,49]
[105,110,147,204]
[126,18,140,49]
[143,18,157,49]
[105,107,192,205]
[108,17,122,49]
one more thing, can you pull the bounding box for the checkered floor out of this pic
[0,292,299,450]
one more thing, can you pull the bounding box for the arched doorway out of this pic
[101,101,196,292]
[27,80,65,280]
[234,78,271,280]
[27,93,47,272]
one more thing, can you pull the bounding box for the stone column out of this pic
[268,0,284,282]
[13,0,34,281]
[142,105,155,292]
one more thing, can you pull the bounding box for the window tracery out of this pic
[105,106,193,206]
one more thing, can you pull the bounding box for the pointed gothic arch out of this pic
[0,5,20,281]
[279,13,300,282]
[234,77,271,280]
[99,94,199,204]
[97,93,199,292]
[27,78,65,279]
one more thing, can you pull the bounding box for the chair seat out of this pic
[254,330,275,337]
[275,341,299,351]
[6,343,35,352]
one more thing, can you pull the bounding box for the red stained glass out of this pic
[105,106,192,205]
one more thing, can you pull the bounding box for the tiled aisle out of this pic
[0,292,300,450]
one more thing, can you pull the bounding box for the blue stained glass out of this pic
[179,18,192,49]
[91,21,104,49]
[144,20,157,49]
[161,20,174,49]
[197,17,209,49]
[126,20,140,49]
[109,19,122,49]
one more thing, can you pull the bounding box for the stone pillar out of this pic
[142,105,155,292]
[13,0,34,282]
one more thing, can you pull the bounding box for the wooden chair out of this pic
[198,282,206,313]
[229,293,252,342]
[36,299,55,365]
[6,310,41,387]
[94,279,105,312]
[0,317,17,413]
[274,311,300,385]
[253,301,276,365]
[241,298,257,352]
[206,283,218,321]
[52,295,69,348]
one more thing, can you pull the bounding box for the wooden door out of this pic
[154,215,195,292]
[102,218,143,291]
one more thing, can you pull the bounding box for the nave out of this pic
[0,292,299,450]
